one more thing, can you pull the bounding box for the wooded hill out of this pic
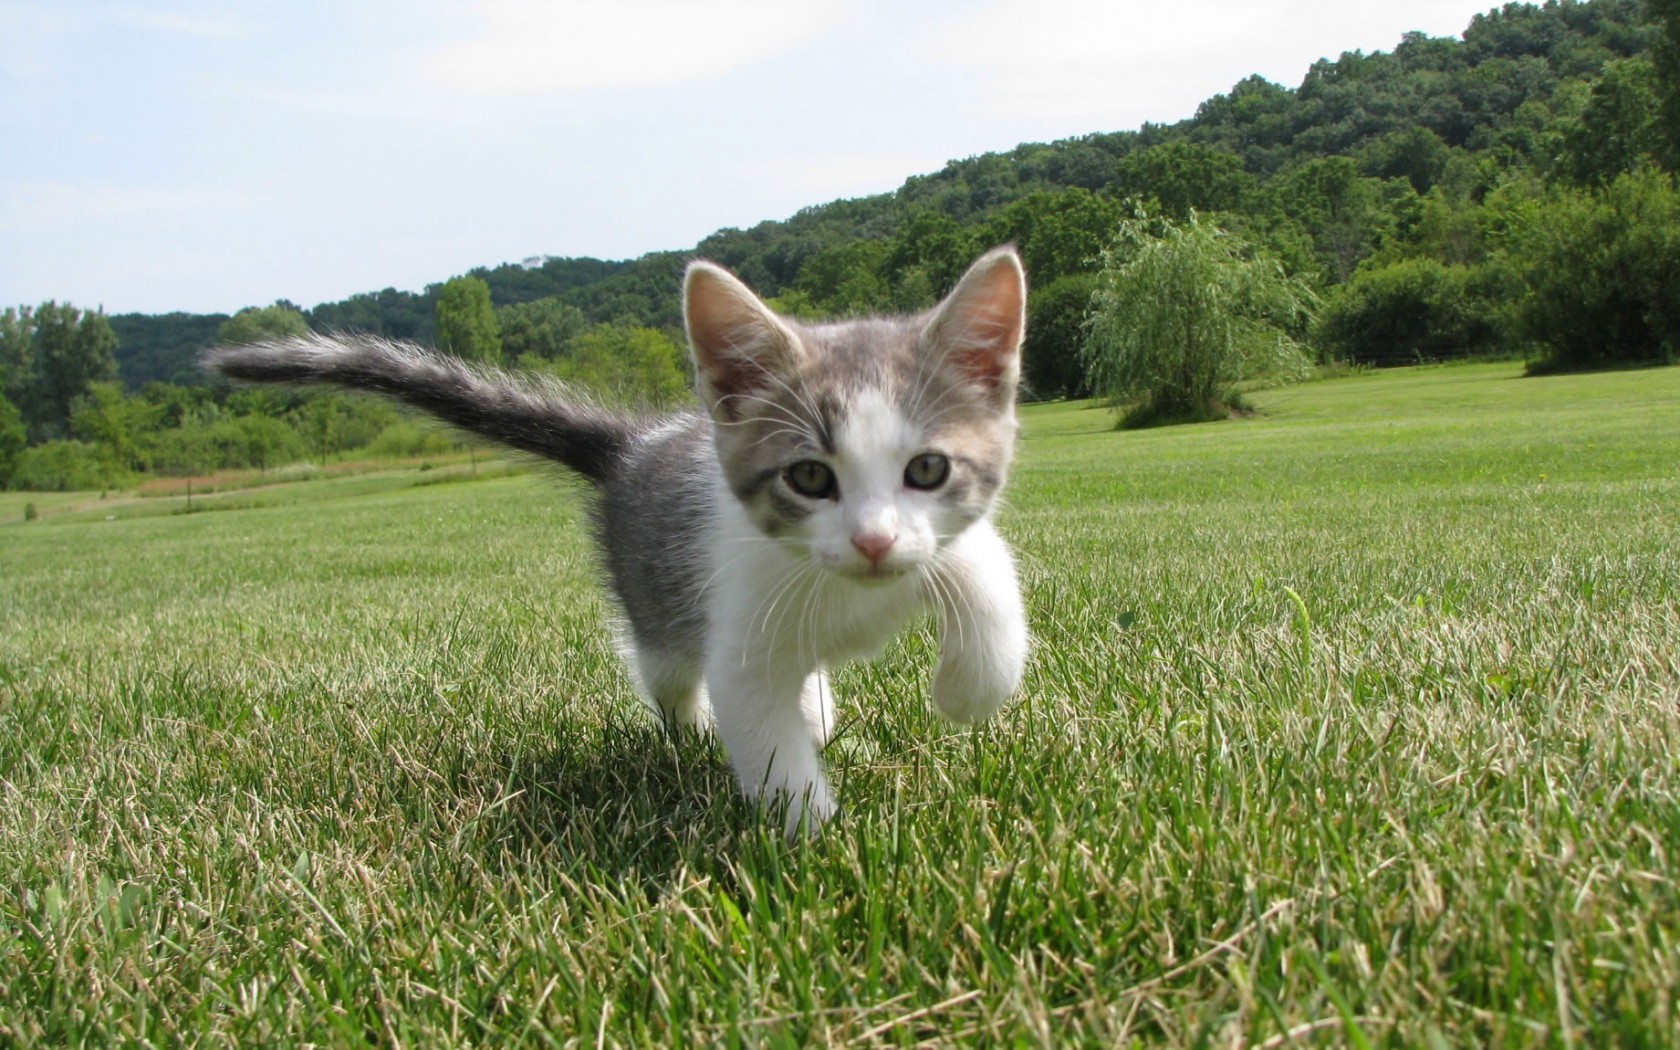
[104,0,1670,392]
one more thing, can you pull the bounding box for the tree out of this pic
[497,297,587,362]
[28,303,118,442]
[1268,158,1405,282]
[301,395,341,467]
[1651,0,1680,168]
[1111,142,1258,217]
[1358,126,1454,193]
[0,391,24,486]
[1082,213,1317,426]
[1561,58,1666,183]
[234,413,294,473]
[1022,273,1098,399]
[1507,167,1680,370]
[435,276,502,366]
[218,302,309,345]
[883,211,977,310]
[71,381,162,472]
[1314,258,1503,365]
[795,240,894,315]
[1,307,35,413]
[530,324,689,407]
[979,189,1131,287]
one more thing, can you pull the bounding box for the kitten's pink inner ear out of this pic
[933,250,1027,391]
[684,263,789,405]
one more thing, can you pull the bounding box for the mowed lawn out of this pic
[2,361,1677,1046]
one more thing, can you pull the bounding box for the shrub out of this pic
[8,440,133,491]
[366,420,462,459]
[1510,168,1680,371]
[1315,258,1505,365]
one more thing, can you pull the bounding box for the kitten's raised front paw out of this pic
[932,646,1023,725]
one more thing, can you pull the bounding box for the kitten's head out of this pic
[684,247,1025,582]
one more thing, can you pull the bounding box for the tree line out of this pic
[4,0,1677,488]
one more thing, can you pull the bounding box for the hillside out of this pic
[99,0,1664,389]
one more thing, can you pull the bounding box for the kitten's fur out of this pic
[205,248,1029,835]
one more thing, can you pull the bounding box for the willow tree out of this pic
[1081,213,1317,427]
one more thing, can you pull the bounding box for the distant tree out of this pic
[497,297,587,362]
[1111,142,1257,218]
[1022,273,1098,400]
[1,307,35,412]
[71,381,161,472]
[28,303,118,442]
[234,413,294,473]
[0,391,24,486]
[1358,126,1454,193]
[1083,214,1317,426]
[301,395,341,467]
[884,211,977,309]
[1269,158,1404,282]
[795,240,894,315]
[1509,167,1680,370]
[1315,259,1503,365]
[1561,58,1666,182]
[531,324,689,407]
[1651,0,1680,168]
[435,276,502,366]
[218,302,309,346]
[980,189,1131,286]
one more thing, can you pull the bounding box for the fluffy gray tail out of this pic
[203,334,638,484]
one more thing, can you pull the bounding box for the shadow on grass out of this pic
[456,713,756,882]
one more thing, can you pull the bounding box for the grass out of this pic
[2,359,1678,1046]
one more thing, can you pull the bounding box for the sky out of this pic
[1,0,1500,317]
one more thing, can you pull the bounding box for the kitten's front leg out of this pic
[928,521,1028,724]
[706,647,836,838]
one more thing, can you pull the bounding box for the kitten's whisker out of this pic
[924,565,970,654]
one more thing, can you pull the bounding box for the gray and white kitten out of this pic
[205,247,1029,835]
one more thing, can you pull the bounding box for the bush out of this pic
[366,420,462,459]
[1511,168,1680,371]
[8,440,133,491]
[1315,258,1505,365]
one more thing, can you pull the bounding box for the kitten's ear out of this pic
[921,247,1026,399]
[684,261,803,417]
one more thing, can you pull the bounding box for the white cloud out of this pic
[925,0,1495,126]
[427,0,847,95]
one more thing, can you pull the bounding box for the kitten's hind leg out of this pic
[633,647,712,734]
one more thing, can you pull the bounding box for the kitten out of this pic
[204,247,1029,836]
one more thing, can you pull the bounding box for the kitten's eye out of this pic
[904,453,950,491]
[784,460,838,500]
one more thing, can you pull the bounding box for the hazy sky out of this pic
[2,0,1497,316]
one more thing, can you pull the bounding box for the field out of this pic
[2,360,1678,1046]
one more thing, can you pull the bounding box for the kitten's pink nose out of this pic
[851,531,896,565]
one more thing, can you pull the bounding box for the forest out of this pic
[2,0,1676,491]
